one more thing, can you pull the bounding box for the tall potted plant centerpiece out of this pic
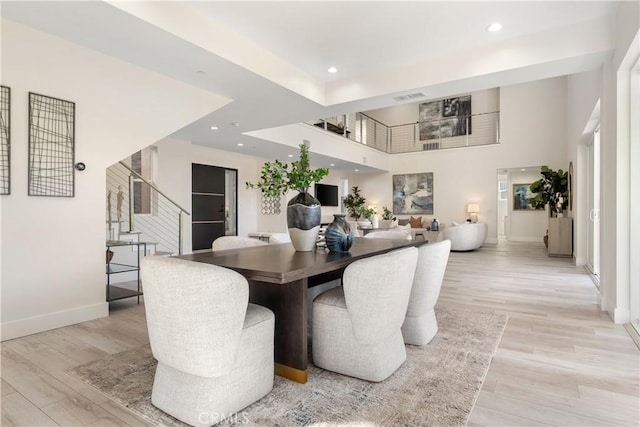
[247,144,329,251]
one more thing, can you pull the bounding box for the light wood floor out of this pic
[1,241,638,426]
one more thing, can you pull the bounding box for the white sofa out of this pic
[438,222,487,251]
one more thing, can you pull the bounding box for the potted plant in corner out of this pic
[343,186,366,222]
[246,143,329,251]
[528,166,569,216]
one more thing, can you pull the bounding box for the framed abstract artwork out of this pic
[392,172,433,214]
[513,183,542,210]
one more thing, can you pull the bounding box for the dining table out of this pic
[177,236,430,383]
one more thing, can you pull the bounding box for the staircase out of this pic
[106,161,190,285]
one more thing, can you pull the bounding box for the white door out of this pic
[629,56,640,334]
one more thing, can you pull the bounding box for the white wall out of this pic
[566,69,602,266]
[364,88,500,126]
[0,19,227,340]
[154,139,266,251]
[598,1,639,323]
[349,77,567,245]
[507,169,548,242]
[153,138,348,246]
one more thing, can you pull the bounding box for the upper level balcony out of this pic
[307,110,500,154]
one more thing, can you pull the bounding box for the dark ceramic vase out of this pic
[325,214,354,253]
[287,191,321,251]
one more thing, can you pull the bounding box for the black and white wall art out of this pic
[419,96,471,140]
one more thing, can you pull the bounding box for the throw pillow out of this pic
[409,216,423,228]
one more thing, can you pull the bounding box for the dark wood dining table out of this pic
[178,237,429,383]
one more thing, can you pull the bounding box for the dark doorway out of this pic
[192,164,237,250]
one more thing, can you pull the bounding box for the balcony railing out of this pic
[308,111,500,154]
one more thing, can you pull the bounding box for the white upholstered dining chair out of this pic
[364,230,412,240]
[401,240,451,345]
[312,247,418,382]
[141,256,275,426]
[211,235,268,250]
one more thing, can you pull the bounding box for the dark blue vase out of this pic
[287,191,321,251]
[325,214,354,253]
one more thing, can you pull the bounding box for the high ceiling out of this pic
[1,1,619,172]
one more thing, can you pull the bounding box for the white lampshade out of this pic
[467,203,480,214]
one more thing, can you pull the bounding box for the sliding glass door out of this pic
[586,129,601,280]
[629,56,640,334]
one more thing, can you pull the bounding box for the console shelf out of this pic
[106,240,146,303]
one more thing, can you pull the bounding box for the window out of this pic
[131,147,156,214]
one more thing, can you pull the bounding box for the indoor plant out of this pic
[246,144,329,251]
[343,186,366,221]
[528,165,568,215]
[355,206,376,226]
[379,206,396,227]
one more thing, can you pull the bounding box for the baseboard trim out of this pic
[507,236,544,243]
[613,307,631,324]
[1,302,109,341]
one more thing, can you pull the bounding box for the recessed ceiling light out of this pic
[237,143,244,147]
[328,66,338,73]
[521,168,526,171]
[330,163,335,167]
[231,122,240,127]
[288,154,294,158]
[354,169,359,172]
[487,23,502,32]
[210,126,218,130]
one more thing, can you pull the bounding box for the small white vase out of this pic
[371,215,380,228]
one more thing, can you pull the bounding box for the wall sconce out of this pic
[467,203,479,223]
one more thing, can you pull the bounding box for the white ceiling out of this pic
[1,1,620,173]
[190,1,616,81]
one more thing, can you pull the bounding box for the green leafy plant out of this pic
[381,206,394,220]
[343,186,366,220]
[355,206,376,220]
[246,144,329,196]
[529,166,568,213]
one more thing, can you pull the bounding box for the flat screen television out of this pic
[315,183,339,207]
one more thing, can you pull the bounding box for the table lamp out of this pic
[467,203,479,223]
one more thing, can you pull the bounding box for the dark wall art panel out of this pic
[0,86,10,195]
[419,96,471,141]
[28,92,75,197]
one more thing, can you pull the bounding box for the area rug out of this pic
[70,308,507,426]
